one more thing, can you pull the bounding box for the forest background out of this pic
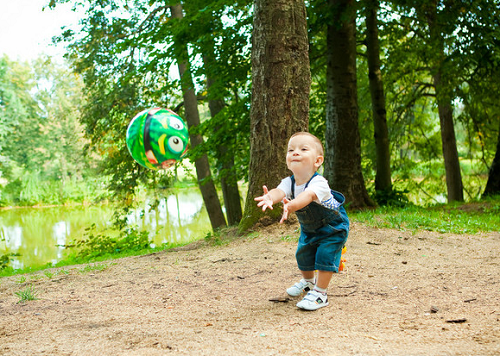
[1,0,500,270]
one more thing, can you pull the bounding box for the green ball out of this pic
[126,108,189,170]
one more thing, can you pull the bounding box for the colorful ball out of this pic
[126,108,189,170]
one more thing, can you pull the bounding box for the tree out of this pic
[387,0,500,203]
[240,0,311,230]
[50,0,252,228]
[0,56,90,205]
[183,1,246,225]
[420,0,463,202]
[323,0,374,209]
[484,121,500,196]
[170,3,227,230]
[32,56,87,182]
[0,57,41,174]
[365,0,392,196]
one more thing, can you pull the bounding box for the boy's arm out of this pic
[254,186,286,211]
[280,189,317,223]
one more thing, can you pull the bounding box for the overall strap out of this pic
[290,172,319,199]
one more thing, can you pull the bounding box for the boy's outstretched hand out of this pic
[254,186,274,211]
[280,197,291,224]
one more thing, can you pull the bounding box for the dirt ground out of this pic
[0,219,499,355]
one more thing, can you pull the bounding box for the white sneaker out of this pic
[286,279,315,297]
[296,290,329,310]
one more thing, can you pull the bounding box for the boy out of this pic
[254,132,349,311]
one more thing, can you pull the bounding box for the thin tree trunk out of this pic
[183,5,242,226]
[483,119,500,196]
[205,73,243,225]
[434,71,464,202]
[365,0,392,193]
[240,0,310,231]
[425,1,464,202]
[170,4,227,230]
[324,0,374,209]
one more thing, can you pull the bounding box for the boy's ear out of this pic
[315,155,324,168]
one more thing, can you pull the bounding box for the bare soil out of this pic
[1,220,499,355]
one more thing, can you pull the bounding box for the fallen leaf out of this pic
[446,318,467,323]
[269,297,291,303]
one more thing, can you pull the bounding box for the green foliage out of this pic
[204,225,247,246]
[0,57,41,171]
[0,56,104,207]
[41,0,499,209]
[47,0,254,207]
[371,187,409,207]
[0,252,20,269]
[0,171,110,206]
[13,0,496,219]
[68,223,152,261]
[204,229,224,245]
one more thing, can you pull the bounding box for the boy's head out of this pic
[289,132,324,156]
[287,132,324,173]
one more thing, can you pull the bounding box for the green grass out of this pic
[0,241,184,278]
[15,284,39,303]
[78,263,110,274]
[350,198,500,234]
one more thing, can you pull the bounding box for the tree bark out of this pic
[433,71,464,202]
[324,0,374,209]
[240,0,311,231]
[171,4,227,230]
[365,0,392,193]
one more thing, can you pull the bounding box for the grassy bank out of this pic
[350,197,500,234]
[1,196,499,278]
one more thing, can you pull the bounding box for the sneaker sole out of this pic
[296,299,329,311]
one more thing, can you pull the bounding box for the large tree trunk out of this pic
[425,2,464,202]
[365,0,392,194]
[171,4,227,230]
[324,0,374,209]
[240,0,311,231]
[483,119,500,196]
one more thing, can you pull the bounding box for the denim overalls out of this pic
[291,173,349,272]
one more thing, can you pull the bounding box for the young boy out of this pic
[254,132,349,311]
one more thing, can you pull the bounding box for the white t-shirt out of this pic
[277,174,341,210]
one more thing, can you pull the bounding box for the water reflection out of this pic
[0,189,211,270]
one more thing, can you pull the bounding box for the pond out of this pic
[0,188,211,271]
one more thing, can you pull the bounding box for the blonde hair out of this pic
[290,132,324,156]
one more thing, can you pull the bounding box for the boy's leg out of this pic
[301,270,315,280]
[315,270,333,290]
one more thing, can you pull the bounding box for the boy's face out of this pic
[286,134,324,175]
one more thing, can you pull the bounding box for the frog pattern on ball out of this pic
[126,108,189,170]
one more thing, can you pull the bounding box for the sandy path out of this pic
[1,221,499,355]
